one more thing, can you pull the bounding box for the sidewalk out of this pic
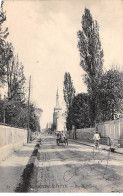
[0,138,39,192]
[69,139,123,155]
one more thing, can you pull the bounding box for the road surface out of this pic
[29,134,123,193]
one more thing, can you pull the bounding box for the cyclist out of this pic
[93,127,100,149]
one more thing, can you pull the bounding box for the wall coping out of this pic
[0,124,27,131]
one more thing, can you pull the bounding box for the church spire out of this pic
[56,87,58,97]
[56,87,60,108]
[53,87,62,126]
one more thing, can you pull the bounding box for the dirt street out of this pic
[29,134,123,193]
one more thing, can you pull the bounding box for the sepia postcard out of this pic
[0,0,123,193]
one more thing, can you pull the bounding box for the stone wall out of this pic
[0,125,27,163]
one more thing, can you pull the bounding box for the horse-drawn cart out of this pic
[56,131,68,146]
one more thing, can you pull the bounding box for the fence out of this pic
[0,124,27,163]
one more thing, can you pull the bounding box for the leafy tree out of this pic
[51,123,56,132]
[0,1,9,86]
[29,104,41,132]
[63,72,75,114]
[66,106,74,130]
[97,68,123,121]
[67,93,91,129]
[4,100,25,127]
[0,1,41,133]
[77,8,104,126]
[2,43,25,101]
[2,51,26,126]
[8,54,26,101]
[4,100,41,132]
[0,2,25,102]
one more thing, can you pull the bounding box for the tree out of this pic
[8,54,26,102]
[0,2,25,101]
[0,1,9,86]
[0,1,41,133]
[97,68,123,121]
[2,51,26,126]
[4,100,41,132]
[51,123,56,132]
[66,106,74,130]
[29,104,41,132]
[1,43,26,101]
[0,42,26,127]
[67,93,91,129]
[4,100,26,127]
[77,8,104,126]
[63,72,75,114]
[2,43,25,101]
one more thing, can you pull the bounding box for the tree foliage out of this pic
[51,123,56,132]
[29,104,41,132]
[63,72,75,113]
[0,1,41,133]
[0,1,9,86]
[67,93,91,129]
[77,8,104,126]
[77,8,103,80]
[7,53,26,101]
[0,99,41,132]
[65,8,123,130]
[97,68,123,121]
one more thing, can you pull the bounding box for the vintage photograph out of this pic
[0,0,123,193]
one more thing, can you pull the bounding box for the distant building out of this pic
[34,108,43,118]
[47,122,52,129]
[34,108,43,131]
[53,88,62,128]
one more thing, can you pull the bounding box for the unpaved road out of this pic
[29,134,123,193]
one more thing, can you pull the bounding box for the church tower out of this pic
[53,88,62,127]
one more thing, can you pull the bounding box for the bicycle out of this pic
[94,140,99,149]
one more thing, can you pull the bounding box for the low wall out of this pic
[68,118,123,147]
[0,125,27,163]
[69,127,95,143]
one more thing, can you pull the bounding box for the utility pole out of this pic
[27,76,31,143]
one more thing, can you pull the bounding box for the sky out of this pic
[2,0,123,128]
